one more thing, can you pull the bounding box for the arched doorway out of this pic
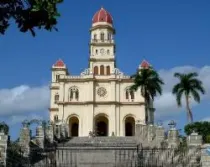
[125,117,135,136]
[69,117,79,137]
[94,115,108,136]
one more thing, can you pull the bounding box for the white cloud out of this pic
[0,85,49,116]
[155,66,210,118]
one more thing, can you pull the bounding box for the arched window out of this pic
[106,66,110,75]
[96,49,98,54]
[108,33,111,40]
[100,65,104,75]
[75,90,79,100]
[125,88,135,100]
[130,91,135,100]
[69,86,79,101]
[94,66,98,75]
[70,90,73,99]
[54,94,59,103]
[54,115,58,122]
[100,33,104,41]
[94,34,97,40]
[55,74,60,82]
[126,90,129,99]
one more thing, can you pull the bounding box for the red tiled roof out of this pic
[54,59,65,67]
[92,7,113,24]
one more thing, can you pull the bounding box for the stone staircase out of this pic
[59,136,138,147]
[54,137,139,167]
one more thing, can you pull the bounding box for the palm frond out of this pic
[190,89,201,103]
[195,84,205,94]
[187,72,198,79]
[189,79,205,94]
[130,85,138,91]
[172,83,181,94]
[174,72,184,79]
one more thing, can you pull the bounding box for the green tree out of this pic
[184,121,210,143]
[0,0,63,36]
[0,121,9,134]
[130,66,164,124]
[172,72,205,123]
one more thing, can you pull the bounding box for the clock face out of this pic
[97,87,107,97]
[100,48,105,55]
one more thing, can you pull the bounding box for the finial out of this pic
[101,5,104,9]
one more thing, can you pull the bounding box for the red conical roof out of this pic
[54,59,65,67]
[92,7,113,24]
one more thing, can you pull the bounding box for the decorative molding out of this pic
[48,108,59,112]
[56,101,145,106]
[59,78,134,83]
[89,58,115,62]
[51,68,68,72]
[90,25,115,33]
[97,87,107,97]
[49,86,60,90]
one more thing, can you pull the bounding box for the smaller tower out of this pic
[51,59,68,83]
[50,59,68,121]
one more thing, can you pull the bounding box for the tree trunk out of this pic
[145,94,150,124]
[185,94,193,123]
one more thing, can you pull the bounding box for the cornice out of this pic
[90,25,115,34]
[57,101,145,106]
[51,68,68,72]
[49,86,60,90]
[89,42,115,47]
[48,108,59,112]
[59,77,133,83]
[89,58,115,62]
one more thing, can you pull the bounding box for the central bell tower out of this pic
[89,7,116,75]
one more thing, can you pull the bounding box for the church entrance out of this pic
[69,117,79,137]
[125,117,135,136]
[94,115,108,136]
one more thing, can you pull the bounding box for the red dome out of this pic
[92,7,113,24]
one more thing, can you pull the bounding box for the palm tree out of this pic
[130,62,164,124]
[172,72,205,123]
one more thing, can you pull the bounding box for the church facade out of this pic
[49,7,154,137]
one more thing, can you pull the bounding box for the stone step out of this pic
[59,137,139,147]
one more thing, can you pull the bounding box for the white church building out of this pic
[49,7,154,137]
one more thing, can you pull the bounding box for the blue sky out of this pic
[0,0,210,139]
